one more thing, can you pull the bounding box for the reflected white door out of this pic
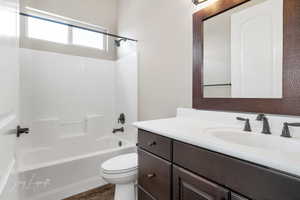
[0,0,20,199]
[231,0,283,98]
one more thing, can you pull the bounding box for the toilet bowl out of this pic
[101,153,138,200]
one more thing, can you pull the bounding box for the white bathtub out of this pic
[17,136,136,200]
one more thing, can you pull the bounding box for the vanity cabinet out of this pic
[137,129,300,200]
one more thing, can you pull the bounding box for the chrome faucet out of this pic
[236,117,251,132]
[256,114,271,134]
[281,122,300,138]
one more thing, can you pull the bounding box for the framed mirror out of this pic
[203,0,283,98]
[193,0,300,115]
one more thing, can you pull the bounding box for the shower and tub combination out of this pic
[17,34,138,199]
[18,135,136,200]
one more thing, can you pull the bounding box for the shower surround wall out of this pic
[115,41,138,143]
[19,48,117,147]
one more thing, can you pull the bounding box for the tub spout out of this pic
[113,127,124,134]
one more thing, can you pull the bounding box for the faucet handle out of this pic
[256,114,271,134]
[256,114,265,121]
[286,123,300,126]
[281,122,300,138]
[236,117,251,132]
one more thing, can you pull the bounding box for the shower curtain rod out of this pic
[20,12,138,42]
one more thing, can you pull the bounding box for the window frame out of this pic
[25,14,108,51]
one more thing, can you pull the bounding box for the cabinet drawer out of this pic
[138,149,171,200]
[173,165,229,200]
[173,141,300,200]
[138,129,172,161]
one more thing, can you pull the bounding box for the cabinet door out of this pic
[173,166,229,200]
[138,187,155,200]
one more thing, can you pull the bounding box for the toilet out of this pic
[101,153,138,200]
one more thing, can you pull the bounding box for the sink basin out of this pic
[205,129,300,154]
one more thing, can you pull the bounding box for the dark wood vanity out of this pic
[137,129,300,200]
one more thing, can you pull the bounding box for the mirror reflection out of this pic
[203,0,283,98]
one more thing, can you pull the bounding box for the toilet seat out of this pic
[101,153,137,175]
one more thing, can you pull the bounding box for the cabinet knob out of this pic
[147,173,156,179]
[147,141,156,146]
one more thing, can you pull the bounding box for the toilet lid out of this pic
[102,153,138,174]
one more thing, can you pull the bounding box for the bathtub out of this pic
[17,135,136,200]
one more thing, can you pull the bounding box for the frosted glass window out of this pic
[27,17,68,44]
[72,27,104,50]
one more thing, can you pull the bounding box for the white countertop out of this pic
[133,116,300,177]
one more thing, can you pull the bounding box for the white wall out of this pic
[117,0,194,120]
[19,48,116,148]
[21,0,118,29]
[203,13,231,85]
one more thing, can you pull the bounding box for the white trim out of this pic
[0,114,17,196]
[0,159,16,196]
[24,7,106,31]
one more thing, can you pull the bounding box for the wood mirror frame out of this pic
[193,0,300,116]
